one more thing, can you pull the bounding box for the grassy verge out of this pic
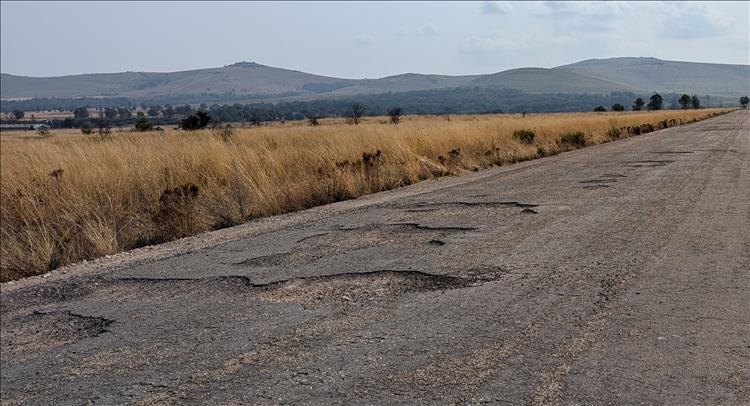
[0,109,731,281]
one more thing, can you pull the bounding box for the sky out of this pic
[1,1,748,78]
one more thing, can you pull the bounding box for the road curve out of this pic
[2,111,749,405]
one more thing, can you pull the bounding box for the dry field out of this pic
[0,109,730,281]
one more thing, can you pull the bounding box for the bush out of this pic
[308,116,320,126]
[211,123,235,142]
[559,131,587,148]
[181,111,211,130]
[134,117,154,132]
[513,129,535,144]
[611,103,625,112]
[81,122,93,135]
[388,107,402,124]
[606,127,622,139]
[593,106,606,112]
[36,125,51,139]
[536,146,547,157]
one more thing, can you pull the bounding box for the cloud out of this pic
[655,3,734,39]
[397,24,438,37]
[353,34,374,45]
[482,1,512,15]
[538,1,630,20]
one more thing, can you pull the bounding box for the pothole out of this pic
[1,310,113,357]
[256,270,472,305]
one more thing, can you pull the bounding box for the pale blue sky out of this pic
[1,1,748,78]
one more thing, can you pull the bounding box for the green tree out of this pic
[12,110,24,120]
[104,108,118,119]
[593,106,606,112]
[81,121,93,134]
[647,94,663,111]
[690,95,700,109]
[134,117,154,132]
[740,96,750,108]
[679,94,691,109]
[611,103,625,112]
[632,97,645,111]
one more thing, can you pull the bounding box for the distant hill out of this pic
[468,68,631,94]
[1,57,748,101]
[556,57,750,97]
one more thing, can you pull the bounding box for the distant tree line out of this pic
[1,88,737,129]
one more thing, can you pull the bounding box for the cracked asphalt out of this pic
[1,111,749,405]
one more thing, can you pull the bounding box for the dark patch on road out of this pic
[429,239,446,246]
[403,201,538,210]
[1,310,114,357]
[389,222,477,231]
[113,270,475,306]
[624,160,675,168]
[651,151,693,155]
[521,208,538,214]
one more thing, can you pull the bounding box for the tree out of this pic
[97,117,111,140]
[73,107,89,119]
[632,97,645,111]
[593,106,606,112]
[741,96,750,108]
[345,103,366,125]
[181,111,211,130]
[611,103,625,112]
[691,95,700,109]
[647,94,663,111]
[134,117,154,132]
[104,108,118,119]
[12,110,24,120]
[679,94,691,109]
[387,107,402,124]
[81,121,93,134]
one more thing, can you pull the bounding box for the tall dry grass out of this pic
[0,109,730,281]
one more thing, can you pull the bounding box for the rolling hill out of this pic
[1,57,748,101]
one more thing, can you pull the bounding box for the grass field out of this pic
[0,109,730,281]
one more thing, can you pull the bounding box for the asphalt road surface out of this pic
[2,111,748,405]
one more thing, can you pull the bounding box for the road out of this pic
[2,111,748,405]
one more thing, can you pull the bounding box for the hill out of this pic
[556,57,750,97]
[1,57,748,101]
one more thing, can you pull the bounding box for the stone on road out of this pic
[2,111,748,405]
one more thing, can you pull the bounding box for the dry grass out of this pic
[0,109,730,281]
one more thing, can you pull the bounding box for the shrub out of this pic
[593,106,606,112]
[345,103,366,125]
[513,129,535,144]
[388,107,402,124]
[611,103,625,112]
[559,131,587,148]
[181,111,211,130]
[308,116,320,126]
[211,123,235,142]
[152,183,200,240]
[36,125,51,139]
[606,127,622,139]
[81,122,93,134]
[134,117,153,132]
[536,146,547,157]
